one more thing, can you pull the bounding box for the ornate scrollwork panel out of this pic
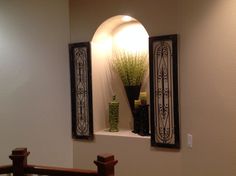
[69,42,93,139]
[149,35,179,148]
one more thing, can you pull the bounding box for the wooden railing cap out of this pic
[97,154,114,162]
[11,148,28,155]
[9,148,30,160]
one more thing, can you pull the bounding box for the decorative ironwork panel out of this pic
[69,42,93,139]
[149,35,179,148]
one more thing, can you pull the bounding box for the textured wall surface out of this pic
[71,0,236,175]
[0,0,73,167]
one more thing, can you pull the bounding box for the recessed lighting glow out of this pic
[122,16,132,22]
[113,23,148,54]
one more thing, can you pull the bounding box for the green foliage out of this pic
[112,51,148,86]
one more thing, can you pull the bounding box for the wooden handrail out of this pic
[0,165,12,174]
[26,165,98,176]
[0,148,117,176]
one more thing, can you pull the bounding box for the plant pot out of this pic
[124,85,141,115]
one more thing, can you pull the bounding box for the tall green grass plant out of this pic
[112,51,148,86]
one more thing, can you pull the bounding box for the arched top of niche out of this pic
[92,15,149,43]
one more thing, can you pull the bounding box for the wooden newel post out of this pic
[94,154,118,176]
[9,148,30,176]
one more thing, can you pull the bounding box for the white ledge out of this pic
[95,129,150,139]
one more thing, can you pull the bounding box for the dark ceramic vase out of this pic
[124,85,141,115]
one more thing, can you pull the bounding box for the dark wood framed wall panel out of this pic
[149,34,180,148]
[69,42,93,139]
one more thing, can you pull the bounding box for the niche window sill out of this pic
[95,129,150,139]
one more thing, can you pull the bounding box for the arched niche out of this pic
[91,15,149,133]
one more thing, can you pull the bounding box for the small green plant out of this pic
[112,50,148,86]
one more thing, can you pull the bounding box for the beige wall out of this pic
[179,0,236,175]
[74,135,181,176]
[70,0,179,42]
[2,0,235,175]
[71,0,236,175]
[0,0,73,167]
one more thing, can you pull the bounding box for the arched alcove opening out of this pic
[91,15,149,133]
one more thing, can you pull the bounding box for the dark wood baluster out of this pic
[94,154,118,176]
[9,148,29,176]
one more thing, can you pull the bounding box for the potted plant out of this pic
[112,50,148,114]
